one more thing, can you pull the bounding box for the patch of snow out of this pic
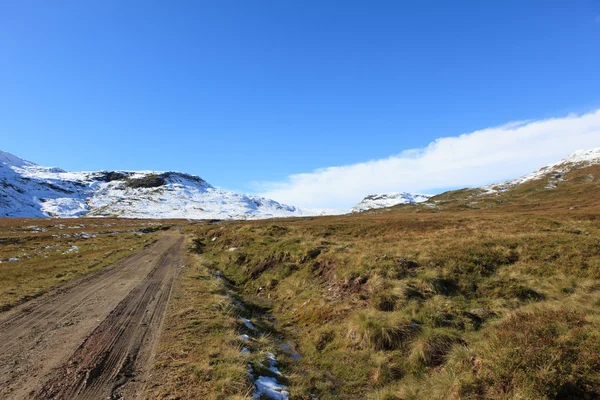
[351,192,432,212]
[559,148,600,164]
[241,318,256,331]
[239,334,251,342]
[24,225,46,232]
[74,232,96,239]
[265,352,283,376]
[252,353,289,400]
[41,198,88,217]
[253,376,289,400]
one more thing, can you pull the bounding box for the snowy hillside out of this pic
[351,192,431,212]
[482,148,600,193]
[0,150,322,220]
[350,148,600,213]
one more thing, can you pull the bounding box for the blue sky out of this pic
[1,1,600,208]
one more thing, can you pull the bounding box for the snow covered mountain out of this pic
[351,192,431,212]
[0,150,321,220]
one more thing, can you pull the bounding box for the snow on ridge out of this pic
[0,150,36,168]
[352,147,600,210]
[483,147,600,193]
[558,147,600,165]
[351,192,431,212]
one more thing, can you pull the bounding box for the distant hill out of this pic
[0,150,326,219]
[350,148,600,214]
[426,148,600,212]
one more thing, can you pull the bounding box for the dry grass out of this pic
[0,218,170,311]
[187,206,600,398]
[143,247,253,399]
[145,239,287,399]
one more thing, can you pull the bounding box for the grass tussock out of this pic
[347,311,416,351]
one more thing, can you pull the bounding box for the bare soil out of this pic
[0,231,185,400]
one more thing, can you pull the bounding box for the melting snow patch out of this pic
[25,225,46,232]
[65,246,79,253]
[41,198,88,218]
[239,334,251,342]
[265,352,283,376]
[7,257,19,263]
[241,318,256,331]
[74,232,96,239]
[254,376,289,400]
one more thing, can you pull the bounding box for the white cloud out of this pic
[257,109,600,209]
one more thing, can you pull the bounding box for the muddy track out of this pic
[0,232,185,400]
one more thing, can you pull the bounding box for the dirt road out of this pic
[0,231,185,400]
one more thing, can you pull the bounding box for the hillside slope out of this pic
[391,148,600,213]
[0,150,315,219]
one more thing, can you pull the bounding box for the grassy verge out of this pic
[0,218,166,311]
[146,236,296,399]
[145,239,253,399]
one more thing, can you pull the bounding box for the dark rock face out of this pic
[125,174,167,189]
[94,171,131,183]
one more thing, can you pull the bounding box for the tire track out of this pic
[34,235,184,400]
[0,232,184,399]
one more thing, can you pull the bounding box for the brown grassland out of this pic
[168,209,600,400]
[149,165,600,399]
[0,218,169,311]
